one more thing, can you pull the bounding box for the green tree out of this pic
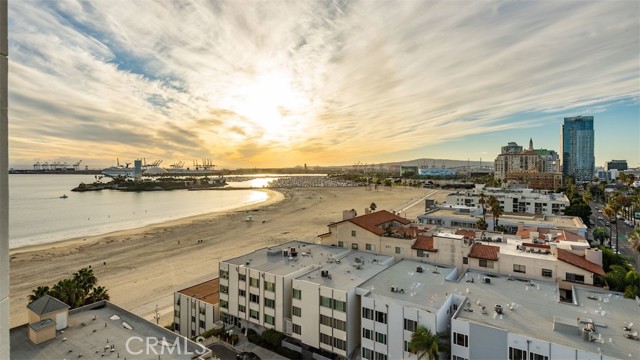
[50,279,84,308]
[28,286,50,303]
[603,206,615,242]
[478,191,487,223]
[476,218,488,231]
[409,326,448,360]
[487,196,502,229]
[370,202,377,212]
[73,267,97,296]
[592,227,609,247]
[85,286,110,305]
[628,226,640,253]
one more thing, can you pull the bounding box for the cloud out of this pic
[7,0,639,167]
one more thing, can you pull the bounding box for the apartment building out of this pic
[444,185,570,215]
[174,278,220,338]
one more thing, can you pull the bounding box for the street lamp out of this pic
[154,304,160,325]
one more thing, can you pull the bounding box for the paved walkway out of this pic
[213,325,288,360]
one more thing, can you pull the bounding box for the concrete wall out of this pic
[469,322,507,360]
[28,325,56,345]
[174,293,219,338]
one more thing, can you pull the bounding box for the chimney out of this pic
[584,248,603,267]
[365,208,371,215]
[342,210,357,220]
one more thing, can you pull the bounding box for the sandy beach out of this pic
[9,186,447,327]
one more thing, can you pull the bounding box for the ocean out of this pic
[8,174,272,249]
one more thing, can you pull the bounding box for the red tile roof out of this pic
[467,243,500,261]
[412,236,437,252]
[557,249,605,276]
[522,242,551,249]
[178,278,220,305]
[455,229,476,239]
[331,210,412,236]
[516,227,585,242]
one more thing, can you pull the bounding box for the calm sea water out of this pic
[9,174,270,249]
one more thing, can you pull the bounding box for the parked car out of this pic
[604,221,610,226]
[237,352,261,360]
[598,216,604,220]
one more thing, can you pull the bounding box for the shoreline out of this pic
[9,187,446,327]
[9,188,284,254]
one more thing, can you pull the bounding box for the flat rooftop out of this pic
[295,251,395,291]
[10,301,209,360]
[178,278,219,305]
[420,208,585,229]
[223,241,349,276]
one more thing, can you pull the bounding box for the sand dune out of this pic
[9,186,447,327]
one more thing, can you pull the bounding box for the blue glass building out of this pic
[561,116,594,182]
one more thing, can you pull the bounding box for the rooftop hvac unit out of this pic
[416,266,424,273]
[483,277,491,284]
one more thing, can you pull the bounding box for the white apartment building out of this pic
[174,278,220,338]
[445,185,570,215]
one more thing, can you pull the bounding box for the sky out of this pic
[7,0,640,169]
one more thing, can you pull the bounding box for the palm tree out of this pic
[608,199,623,251]
[50,279,84,308]
[487,196,503,229]
[476,218,488,231]
[593,227,609,247]
[409,326,448,360]
[478,192,487,223]
[73,267,97,299]
[28,286,50,303]
[627,226,640,253]
[603,206,615,245]
[85,286,110,305]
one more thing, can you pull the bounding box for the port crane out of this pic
[73,160,82,171]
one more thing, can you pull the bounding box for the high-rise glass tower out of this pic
[561,116,595,182]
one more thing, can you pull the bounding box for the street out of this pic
[588,201,639,271]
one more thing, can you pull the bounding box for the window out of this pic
[362,307,374,320]
[351,230,357,237]
[530,353,548,360]
[542,269,552,277]
[293,288,301,299]
[352,243,359,250]
[334,338,346,350]
[333,299,346,312]
[239,274,246,281]
[174,323,180,331]
[199,306,205,315]
[333,318,346,331]
[417,250,429,258]
[395,246,402,254]
[293,324,301,335]
[404,318,417,332]
[264,281,275,292]
[479,259,493,268]
[508,347,526,360]
[220,285,228,294]
[199,319,205,329]
[220,270,229,279]
[375,311,387,324]
[249,309,259,320]
[320,315,332,327]
[404,341,416,354]
[220,300,228,309]
[513,264,526,273]
[191,315,196,323]
[264,314,275,325]
[249,294,260,304]
[453,332,468,347]
[366,243,376,251]
[239,289,246,297]
[362,328,373,340]
[338,241,344,248]
[292,306,301,317]
[249,277,259,287]
[463,257,468,264]
[320,333,332,346]
[264,298,275,308]
[566,273,585,283]
[375,351,387,360]
[453,356,468,360]
[239,305,246,313]
[375,332,387,344]
[174,309,180,317]
[362,348,373,360]
[320,296,332,308]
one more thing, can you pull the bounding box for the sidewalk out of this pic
[224,325,288,360]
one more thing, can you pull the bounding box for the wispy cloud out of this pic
[8,0,639,167]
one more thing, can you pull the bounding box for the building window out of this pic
[508,347,526,360]
[264,298,275,309]
[333,318,347,331]
[174,309,180,317]
[566,273,585,283]
[362,348,373,360]
[375,311,387,324]
[479,259,494,268]
[220,285,228,294]
[395,247,402,254]
[453,332,468,347]
[199,320,205,329]
[417,250,429,258]
[320,315,332,327]
[375,352,387,360]
[334,338,346,350]
[293,324,301,335]
[513,264,526,273]
[174,323,180,332]
[199,306,205,315]
[250,294,260,304]
[320,296,332,308]
[542,269,552,277]
[249,277,259,287]
[249,309,259,320]
[239,289,246,297]
[362,328,373,340]
[292,306,301,317]
[220,270,229,279]
[220,300,228,309]
[293,288,301,299]
[320,333,332,346]
[239,305,246,313]
[264,314,275,325]
[366,243,375,251]
[351,230,357,237]
[352,243,359,250]
[239,274,246,282]
[333,299,346,312]
[375,332,387,345]
[463,257,468,264]
[529,353,548,360]
[362,307,374,320]
[264,281,276,292]
[338,241,344,248]
[404,341,417,354]
[452,356,468,360]
[191,315,196,323]
[404,318,417,332]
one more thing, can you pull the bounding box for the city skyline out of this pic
[7,0,640,169]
